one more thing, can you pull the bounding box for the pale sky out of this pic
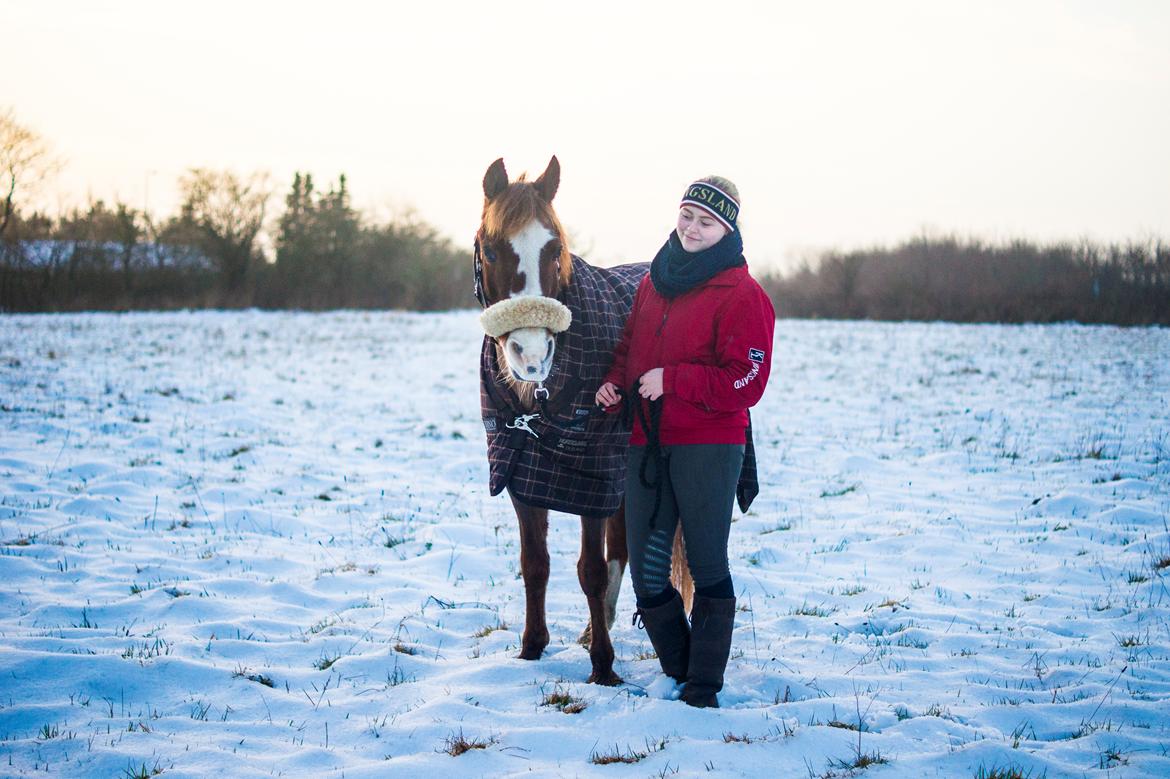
[5,0,1169,271]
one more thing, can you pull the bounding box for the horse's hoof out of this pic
[518,636,548,660]
[519,629,549,660]
[588,670,623,687]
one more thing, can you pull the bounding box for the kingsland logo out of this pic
[685,185,739,223]
[734,362,760,390]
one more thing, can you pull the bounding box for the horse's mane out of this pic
[481,176,572,290]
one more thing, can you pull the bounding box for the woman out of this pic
[596,176,775,708]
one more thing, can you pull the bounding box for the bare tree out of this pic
[0,108,59,239]
[178,168,271,296]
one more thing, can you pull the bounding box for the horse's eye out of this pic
[483,246,497,262]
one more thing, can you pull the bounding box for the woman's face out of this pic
[676,206,729,253]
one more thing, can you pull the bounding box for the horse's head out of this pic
[475,156,573,385]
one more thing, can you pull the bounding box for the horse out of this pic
[474,156,691,685]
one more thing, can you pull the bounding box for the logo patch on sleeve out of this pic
[748,348,765,363]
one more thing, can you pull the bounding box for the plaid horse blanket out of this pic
[480,257,648,517]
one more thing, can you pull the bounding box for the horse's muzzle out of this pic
[505,327,556,383]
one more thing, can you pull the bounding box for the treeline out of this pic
[759,236,1169,325]
[0,170,473,312]
[3,174,1168,324]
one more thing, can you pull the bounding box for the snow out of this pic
[1,311,1168,778]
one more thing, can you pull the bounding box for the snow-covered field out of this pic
[1,311,1168,778]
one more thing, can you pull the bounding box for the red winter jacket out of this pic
[604,264,775,446]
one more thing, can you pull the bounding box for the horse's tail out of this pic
[671,527,694,613]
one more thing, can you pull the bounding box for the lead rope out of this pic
[624,384,667,530]
[628,386,666,630]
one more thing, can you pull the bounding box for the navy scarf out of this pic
[649,228,745,299]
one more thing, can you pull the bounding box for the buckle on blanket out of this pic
[505,413,540,438]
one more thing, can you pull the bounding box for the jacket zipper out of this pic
[655,300,672,337]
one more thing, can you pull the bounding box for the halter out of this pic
[474,229,578,426]
[472,232,488,308]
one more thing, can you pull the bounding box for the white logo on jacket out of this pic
[734,362,760,390]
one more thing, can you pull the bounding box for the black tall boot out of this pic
[680,594,736,708]
[633,588,690,682]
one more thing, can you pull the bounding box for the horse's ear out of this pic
[534,155,560,202]
[483,158,509,201]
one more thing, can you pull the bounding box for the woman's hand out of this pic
[638,368,664,401]
[595,381,622,408]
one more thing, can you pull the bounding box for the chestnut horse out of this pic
[474,156,690,685]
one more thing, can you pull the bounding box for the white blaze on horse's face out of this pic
[509,221,555,298]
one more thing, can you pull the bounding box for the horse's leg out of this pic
[578,504,628,645]
[511,494,550,661]
[603,502,628,630]
[579,514,621,686]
